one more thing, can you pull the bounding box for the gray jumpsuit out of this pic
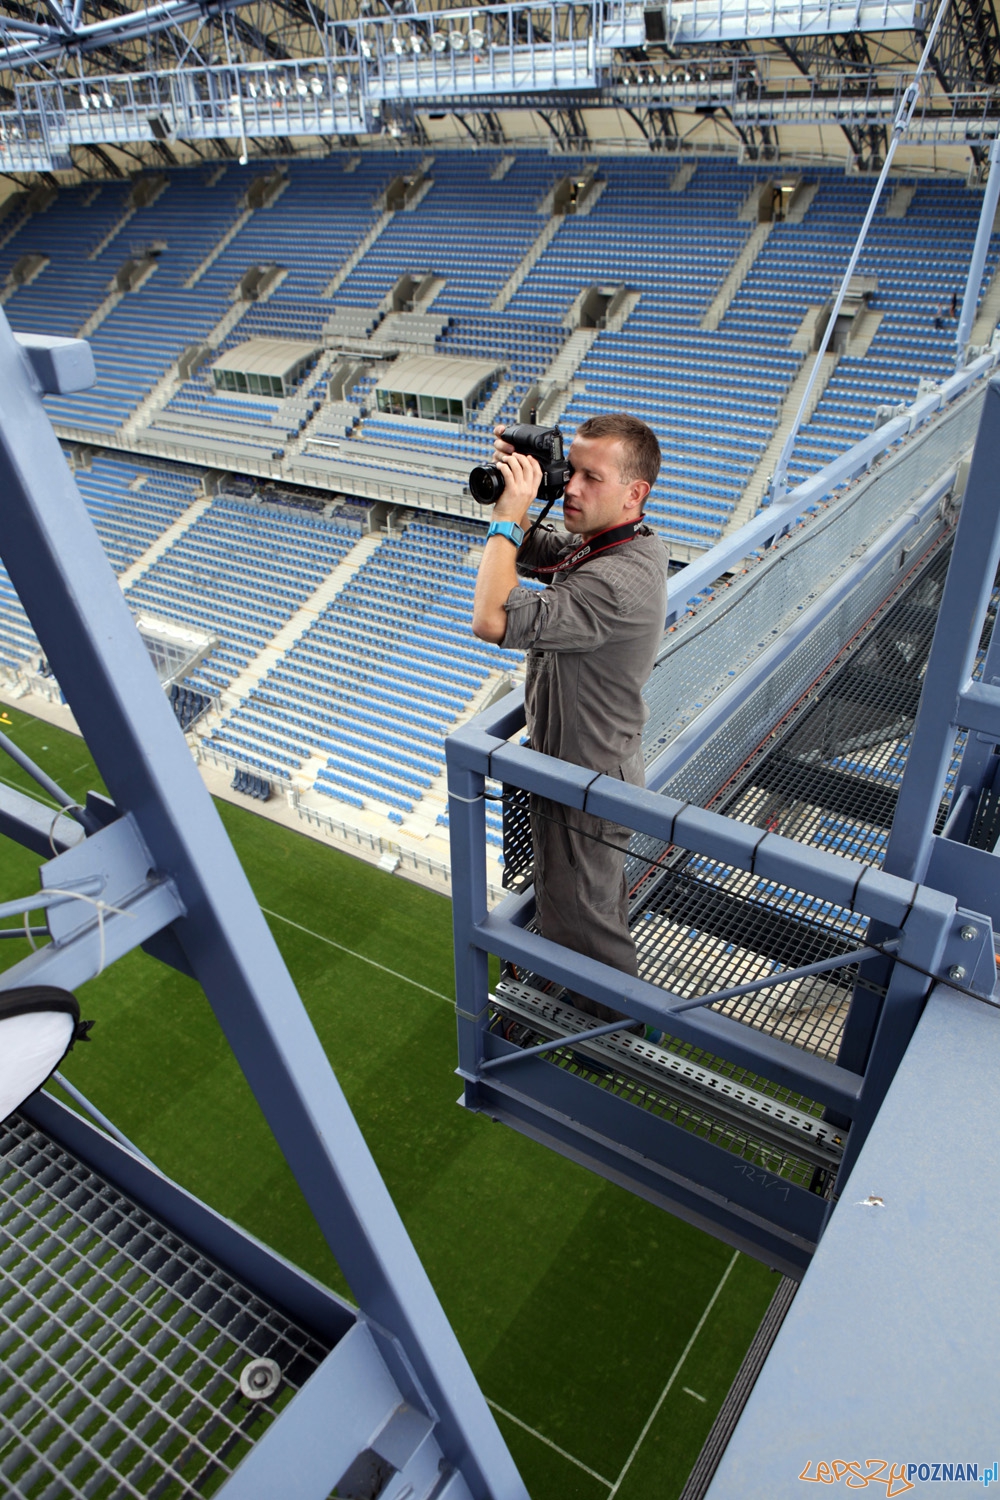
[501,523,669,1020]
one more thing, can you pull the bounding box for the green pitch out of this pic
[0,705,779,1500]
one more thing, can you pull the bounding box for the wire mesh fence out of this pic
[642,380,987,768]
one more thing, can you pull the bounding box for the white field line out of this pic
[0,770,60,807]
[608,1250,740,1498]
[260,906,455,1004]
[486,1399,613,1489]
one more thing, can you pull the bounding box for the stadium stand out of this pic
[206,518,516,811]
[73,456,201,571]
[1,151,998,835]
[122,493,361,700]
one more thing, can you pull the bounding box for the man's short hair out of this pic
[575,412,661,488]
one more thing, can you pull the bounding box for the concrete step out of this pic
[701,223,773,332]
[785,181,820,223]
[670,162,698,193]
[323,213,394,298]
[116,494,214,591]
[491,219,561,312]
[722,351,839,533]
[184,208,253,288]
[885,183,916,219]
[210,532,383,712]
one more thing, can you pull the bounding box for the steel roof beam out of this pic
[0,0,255,67]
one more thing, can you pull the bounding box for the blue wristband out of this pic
[486,519,524,548]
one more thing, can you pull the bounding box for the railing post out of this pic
[447,750,492,1101]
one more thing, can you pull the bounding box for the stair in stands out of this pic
[207,532,383,720]
[115,493,215,592]
[885,183,917,219]
[122,299,257,443]
[478,379,516,426]
[491,218,562,312]
[532,328,599,424]
[184,206,254,288]
[397,665,519,839]
[701,222,773,331]
[971,258,1000,345]
[86,178,170,262]
[724,350,839,531]
[323,211,395,298]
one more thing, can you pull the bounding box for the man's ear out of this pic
[627,481,650,512]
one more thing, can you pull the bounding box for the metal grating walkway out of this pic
[491,531,977,1190]
[0,1115,330,1499]
[627,537,963,1065]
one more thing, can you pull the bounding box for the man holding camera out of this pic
[472,412,668,1023]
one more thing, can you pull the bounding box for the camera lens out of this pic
[468,464,505,504]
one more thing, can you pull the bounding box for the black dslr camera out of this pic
[468,424,570,506]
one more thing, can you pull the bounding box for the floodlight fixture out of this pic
[334,73,350,94]
[277,78,288,96]
[249,81,258,98]
[391,34,405,53]
[430,31,448,51]
[102,90,113,107]
[79,91,90,108]
[410,35,423,52]
[295,78,308,96]
[468,26,486,47]
[310,76,323,95]
[0,987,89,1125]
[449,30,467,50]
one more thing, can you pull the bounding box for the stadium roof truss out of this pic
[1,0,999,173]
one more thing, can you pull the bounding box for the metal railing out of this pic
[445,354,1000,1273]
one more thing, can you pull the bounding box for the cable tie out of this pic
[748,829,770,876]
[580,770,602,815]
[667,801,689,848]
[897,881,919,931]
[44,886,135,977]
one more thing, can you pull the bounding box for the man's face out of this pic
[563,433,645,541]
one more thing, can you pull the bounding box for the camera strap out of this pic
[520,517,650,579]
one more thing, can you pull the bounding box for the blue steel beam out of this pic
[0,0,255,67]
[703,983,1000,1495]
[883,378,1000,885]
[0,310,527,1500]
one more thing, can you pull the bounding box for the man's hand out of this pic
[472,431,540,644]
[490,426,541,526]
